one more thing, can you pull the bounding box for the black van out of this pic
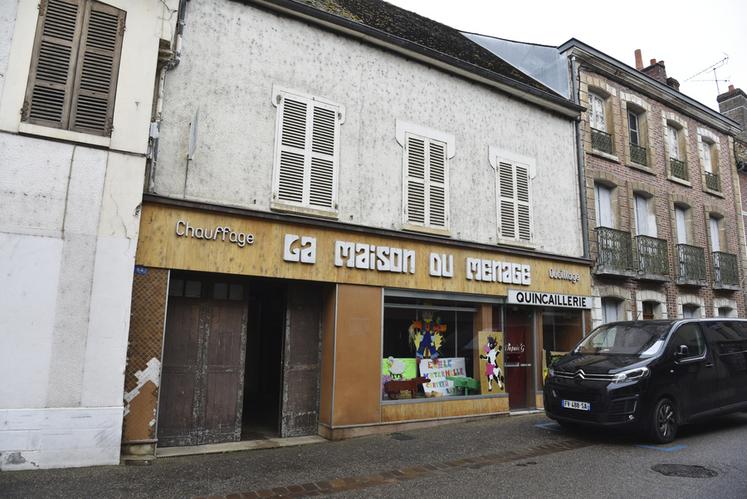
[543,319,747,443]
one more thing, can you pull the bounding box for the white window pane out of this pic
[602,298,619,323]
[667,126,679,159]
[675,208,688,244]
[709,217,721,252]
[634,195,655,236]
[702,143,712,173]
[595,184,613,227]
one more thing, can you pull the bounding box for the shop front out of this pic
[122,200,592,453]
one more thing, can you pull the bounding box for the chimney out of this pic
[634,49,643,70]
[641,58,668,85]
[718,84,747,142]
[666,77,680,92]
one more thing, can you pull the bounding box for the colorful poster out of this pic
[419,357,466,396]
[381,357,417,380]
[478,330,506,394]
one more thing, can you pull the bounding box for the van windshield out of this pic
[575,323,671,356]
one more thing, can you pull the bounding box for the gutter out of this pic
[238,0,582,118]
[570,55,590,259]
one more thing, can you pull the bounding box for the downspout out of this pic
[571,55,590,259]
[146,0,188,193]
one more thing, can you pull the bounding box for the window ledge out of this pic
[666,176,692,188]
[19,122,111,148]
[703,187,724,199]
[589,149,620,163]
[626,162,655,175]
[401,223,451,238]
[270,201,339,220]
[495,237,536,250]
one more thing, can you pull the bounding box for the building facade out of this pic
[0,0,179,470]
[121,0,593,458]
[470,35,746,325]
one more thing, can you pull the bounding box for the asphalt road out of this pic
[2,412,746,498]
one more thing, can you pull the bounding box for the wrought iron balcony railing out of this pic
[676,244,707,285]
[595,227,634,275]
[704,171,721,192]
[713,251,739,288]
[635,235,669,278]
[591,128,614,155]
[629,143,648,166]
[669,158,688,181]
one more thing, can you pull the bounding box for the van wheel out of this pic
[649,398,678,444]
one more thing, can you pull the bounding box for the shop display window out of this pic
[381,296,506,401]
[541,310,583,383]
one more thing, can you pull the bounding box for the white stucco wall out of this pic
[0,0,177,470]
[153,0,583,258]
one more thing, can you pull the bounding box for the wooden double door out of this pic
[157,277,248,447]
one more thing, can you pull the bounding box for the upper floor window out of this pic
[271,88,343,214]
[22,0,125,136]
[709,215,725,252]
[699,136,721,192]
[594,182,615,228]
[589,92,613,155]
[496,161,532,242]
[627,106,648,166]
[633,193,657,237]
[403,134,448,230]
[666,124,683,160]
[674,204,692,245]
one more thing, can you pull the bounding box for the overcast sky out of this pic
[387,0,747,111]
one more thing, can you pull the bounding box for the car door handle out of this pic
[705,362,714,368]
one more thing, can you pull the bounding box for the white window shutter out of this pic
[590,94,606,132]
[405,135,426,225]
[515,164,531,241]
[428,140,447,227]
[701,142,712,173]
[498,162,516,239]
[276,97,307,204]
[309,105,337,208]
[667,126,679,159]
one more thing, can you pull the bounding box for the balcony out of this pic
[591,128,614,155]
[676,244,707,286]
[704,171,721,192]
[669,158,688,181]
[713,251,740,289]
[629,143,648,166]
[595,227,635,277]
[635,235,669,281]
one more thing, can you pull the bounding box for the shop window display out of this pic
[382,298,506,401]
[541,310,583,382]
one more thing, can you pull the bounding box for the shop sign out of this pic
[175,220,255,248]
[507,289,592,309]
[548,268,580,284]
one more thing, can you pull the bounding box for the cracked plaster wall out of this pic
[152,0,583,258]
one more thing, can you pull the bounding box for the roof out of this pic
[231,0,582,116]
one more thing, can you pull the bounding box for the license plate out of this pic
[562,399,590,411]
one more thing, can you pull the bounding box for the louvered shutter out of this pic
[405,135,426,224]
[70,1,125,135]
[308,105,337,208]
[515,165,531,241]
[497,161,532,242]
[23,0,85,128]
[276,97,308,204]
[428,141,447,227]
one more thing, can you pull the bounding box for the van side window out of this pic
[670,324,705,357]
[705,322,747,355]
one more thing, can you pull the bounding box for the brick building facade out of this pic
[570,46,746,326]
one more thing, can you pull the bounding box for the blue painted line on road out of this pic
[535,422,562,432]
[636,444,687,452]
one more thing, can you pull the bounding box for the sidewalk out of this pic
[0,414,586,498]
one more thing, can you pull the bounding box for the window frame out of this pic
[270,86,345,217]
[401,132,450,231]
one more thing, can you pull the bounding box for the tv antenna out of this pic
[684,55,729,94]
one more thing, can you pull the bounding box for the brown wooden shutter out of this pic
[23,0,85,128]
[70,1,125,135]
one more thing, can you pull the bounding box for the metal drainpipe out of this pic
[571,55,590,259]
[146,0,188,192]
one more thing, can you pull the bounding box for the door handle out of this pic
[705,362,714,368]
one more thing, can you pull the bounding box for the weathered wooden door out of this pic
[158,280,248,447]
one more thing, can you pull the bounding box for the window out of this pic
[701,140,715,173]
[601,297,621,324]
[633,193,657,237]
[497,161,531,242]
[709,215,724,252]
[272,89,343,213]
[674,204,691,245]
[628,111,640,146]
[717,307,735,318]
[403,134,448,229]
[670,324,705,357]
[589,93,607,132]
[682,304,701,319]
[642,301,658,320]
[23,0,125,136]
[594,183,614,228]
[667,125,681,160]
[627,107,648,166]
[700,138,721,191]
